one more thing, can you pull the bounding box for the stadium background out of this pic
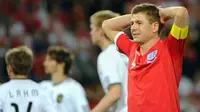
[0,0,199,110]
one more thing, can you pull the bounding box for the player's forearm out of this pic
[91,85,121,112]
[102,14,131,41]
[161,7,183,18]
[161,7,189,27]
[102,14,131,31]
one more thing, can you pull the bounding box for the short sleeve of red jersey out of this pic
[114,32,135,56]
[165,24,189,57]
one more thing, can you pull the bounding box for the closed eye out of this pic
[136,21,142,25]
[130,21,134,26]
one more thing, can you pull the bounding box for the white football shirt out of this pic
[97,44,128,112]
[0,79,56,112]
[40,78,90,112]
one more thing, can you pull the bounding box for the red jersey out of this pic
[114,24,188,112]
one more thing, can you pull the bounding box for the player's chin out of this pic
[44,69,50,74]
[91,39,96,44]
[133,38,140,43]
[91,41,96,45]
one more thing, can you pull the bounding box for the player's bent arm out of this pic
[172,7,189,40]
[91,84,121,112]
[173,7,189,29]
[160,6,189,28]
[160,7,189,39]
[102,14,131,42]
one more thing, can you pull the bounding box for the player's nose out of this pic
[131,24,138,31]
[43,61,47,66]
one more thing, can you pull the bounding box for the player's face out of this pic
[43,55,58,74]
[130,13,158,43]
[90,22,102,45]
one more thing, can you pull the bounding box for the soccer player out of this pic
[40,46,90,112]
[0,46,56,112]
[102,3,189,112]
[90,10,128,112]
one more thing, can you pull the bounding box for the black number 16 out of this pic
[11,102,32,112]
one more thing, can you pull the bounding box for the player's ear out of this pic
[7,64,13,75]
[152,22,159,33]
[100,28,105,36]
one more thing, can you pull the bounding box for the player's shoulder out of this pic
[32,81,51,97]
[0,80,26,90]
[98,44,128,66]
[104,44,119,54]
[19,80,50,92]
[66,78,83,88]
[40,80,52,86]
[115,31,129,41]
[39,80,53,92]
[65,78,85,93]
[0,81,10,91]
[24,80,44,88]
[98,44,121,60]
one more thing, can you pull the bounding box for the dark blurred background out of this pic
[0,0,199,111]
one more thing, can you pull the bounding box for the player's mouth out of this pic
[132,33,140,37]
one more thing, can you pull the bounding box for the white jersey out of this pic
[97,44,128,112]
[0,79,56,112]
[40,78,90,112]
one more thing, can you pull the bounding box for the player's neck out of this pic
[99,37,112,50]
[140,36,160,55]
[51,72,67,85]
[11,74,27,79]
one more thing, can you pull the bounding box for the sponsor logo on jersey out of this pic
[57,94,64,104]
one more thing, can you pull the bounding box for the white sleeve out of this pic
[99,55,121,88]
[0,99,3,112]
[114,32,125,50]
[72,87,90,112]
[0,87,4,112]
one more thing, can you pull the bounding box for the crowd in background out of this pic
[0,0,200,110]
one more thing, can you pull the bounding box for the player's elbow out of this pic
[102,20,109,32]
[180,7,188,15]
[115,89,121,100]
[179,7,188,13]
[176,7,189,19]
[109,85,121,100]
[174,7,189,27]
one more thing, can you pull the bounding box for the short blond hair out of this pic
[5,46,33,75]
[90,10,120,28]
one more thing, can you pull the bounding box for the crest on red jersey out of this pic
[147,50,158,63]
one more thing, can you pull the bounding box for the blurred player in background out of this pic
[0,46,56,112]
[102,3,189,112]
[40,46,90,112]
[90,10,128,112]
